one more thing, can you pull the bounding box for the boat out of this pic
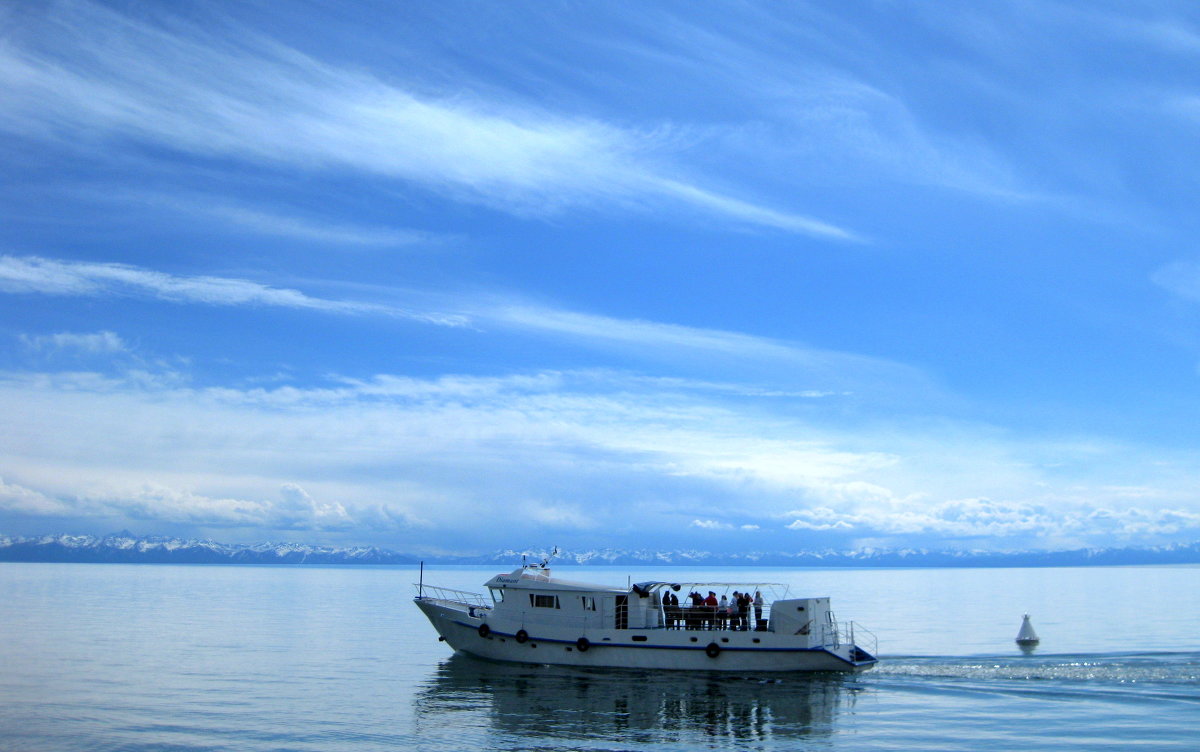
[413,558,878,672]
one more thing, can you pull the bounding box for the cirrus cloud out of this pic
[0,0,855,239]
[0,255,468,326]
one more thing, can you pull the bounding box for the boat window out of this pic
[529,594,560,609]
[581,596,597,611]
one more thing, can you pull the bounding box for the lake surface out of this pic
[1,562,1198,750]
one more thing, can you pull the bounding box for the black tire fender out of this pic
[705,642,721,659]
[478,623,490,638]
[515,629,529,644]
[576,637,590,652]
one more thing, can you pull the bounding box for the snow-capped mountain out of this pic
[464,543,1200,567]
[1,533,1198,568]
[0,532,420,565]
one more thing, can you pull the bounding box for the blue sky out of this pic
[3,0,1200,554]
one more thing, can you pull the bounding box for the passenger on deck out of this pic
[754,590,764,629]
[687,592,703,630]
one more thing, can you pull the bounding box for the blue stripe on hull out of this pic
[450,620,876,668]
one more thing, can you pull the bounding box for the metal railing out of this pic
[849,622,878,655]
[655,604,773,631]
[820,618,877,655]
[412,583,491,608]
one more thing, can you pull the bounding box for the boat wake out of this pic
[867,652,1200,704]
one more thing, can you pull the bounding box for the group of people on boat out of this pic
[659,589,765,631]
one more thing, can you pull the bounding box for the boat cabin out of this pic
[482,566,832,635]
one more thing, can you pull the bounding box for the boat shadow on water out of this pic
[413,652,867,746]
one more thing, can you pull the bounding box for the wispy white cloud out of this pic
[616,7,1039,202]
[480,303,934,398]
[785,83,1034,201]
[488,305,810,358]
[650,178,862,240]
[18,185,446,249]
[1057,4,1200,57]
[689,519,760,532]
[115,190,444,248]
[0,255,468,326]
[1151,259,1200,303]
[203,206,437,247]
[0,254,932,394]
[19,330,127,355]
[0,0,853,239]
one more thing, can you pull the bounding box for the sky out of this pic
[3,0,1200,555]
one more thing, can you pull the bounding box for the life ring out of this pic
[515,629,529,644]
[576,637,590,652]
[478,623,490,638]
[705,642,721,659]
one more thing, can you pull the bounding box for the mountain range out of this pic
[2,533,1199,568]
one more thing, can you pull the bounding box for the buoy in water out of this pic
[1015,614,1040,647]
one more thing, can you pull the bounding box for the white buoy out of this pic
[1015,614,1040,647]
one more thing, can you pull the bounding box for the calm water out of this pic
[1,563,1198,751]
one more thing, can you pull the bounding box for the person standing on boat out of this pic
[737,592,751,630]
[688,591,703,630]
[704,591,718,630]
[718,594,729,629]
[754,591,764,630]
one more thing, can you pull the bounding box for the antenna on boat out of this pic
[540,546,559,568]
[418,560,424,599]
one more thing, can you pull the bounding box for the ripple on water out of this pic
[866,652,1200,712]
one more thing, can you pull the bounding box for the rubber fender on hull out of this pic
[477,623,490,638]
[576,637,590,652]
[515,629,529,644]
[705,642,721,659]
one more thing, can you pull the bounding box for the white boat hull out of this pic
[416,599,875,672]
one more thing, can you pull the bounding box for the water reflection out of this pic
[414,653,863,748]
